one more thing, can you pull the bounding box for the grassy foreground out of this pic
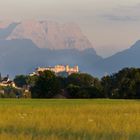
[0,99,139,140]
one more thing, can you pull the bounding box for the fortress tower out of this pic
[65,65,69,72]
[74,65,79,72]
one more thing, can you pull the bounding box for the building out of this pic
[0,74,16,87]
[30,65,79,76]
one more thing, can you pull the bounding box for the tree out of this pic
[66,84,80,98]
[67,73,96,87]
[14,75,28,88]
[27,75,38,87]
[66,73,103,98]
[101,68,140,99]
[30,70,61,98]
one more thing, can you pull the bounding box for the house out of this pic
[0,74,16,87]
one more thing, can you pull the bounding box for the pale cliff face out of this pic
[7,20,47,48]
[0,21,11,29]
[7,20,94,50]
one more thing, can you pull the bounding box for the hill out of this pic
[95,40,140,76]
[0,39,102,77]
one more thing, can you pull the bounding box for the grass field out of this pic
[0,99,139,140]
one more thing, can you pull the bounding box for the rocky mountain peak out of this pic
[7,20,94,50]
[131,40,140,49]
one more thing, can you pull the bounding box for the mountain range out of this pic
[0,20,140,78]
[94,40,140,76]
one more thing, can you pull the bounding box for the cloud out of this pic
[100,3,140,22]
[120,3,140,10]
[101,15,140,22]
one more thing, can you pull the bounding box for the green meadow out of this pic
[0,99,139,140]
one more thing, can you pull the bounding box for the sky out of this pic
[0,0,140,57]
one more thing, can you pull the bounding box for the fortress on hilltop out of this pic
[30,65,79,76]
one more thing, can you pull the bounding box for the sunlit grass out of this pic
[0,99,139,140]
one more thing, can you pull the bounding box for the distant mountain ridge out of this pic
[0,20,95,51]
[0,20,140,78]
[0,23,19,39]
[94,40,140,76]
[0,39,102,77]
[0,20,102,77]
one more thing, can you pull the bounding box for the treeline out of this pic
[14,68,140,99]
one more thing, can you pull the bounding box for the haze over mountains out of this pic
[95,40,140,76]
[0,20,140,77]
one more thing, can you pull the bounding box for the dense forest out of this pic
[13,67,140,99]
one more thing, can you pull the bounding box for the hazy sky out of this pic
[1,0,140,57]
